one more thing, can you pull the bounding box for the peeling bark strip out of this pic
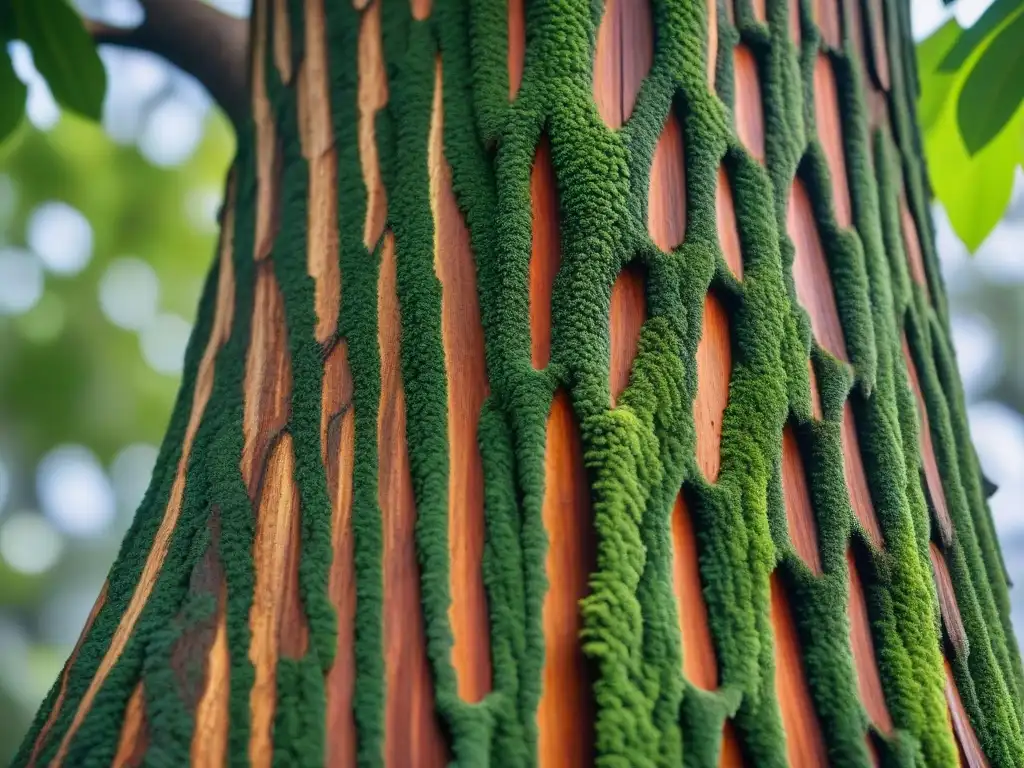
[17,0,1024,766]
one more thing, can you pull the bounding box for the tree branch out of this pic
[86,0,249,128]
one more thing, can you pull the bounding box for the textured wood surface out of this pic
[593,0,653,130]
[716,167,744,280]
[358,2,388,249]
[945,659,989,768]
[695,294,732,483]
[297,0,338,342]
[609,263,647,404]
[378,233,449,768]
[112,684,148,768]
[733,45,765,164]
[842,401,884,549]
[814,0,842,49]
[814,53,852,229]
[781,425,822,574]
[322,339,357,767]
[847,549,894,734]
[902,333,954,545]
[900,194,930,298]
[789,178,848,363]
[538,391,596,768]
[430,61,492,703]
[671,493,718,691]
[649,111,687,253]
[930,542,968,656]
[249,435,307,768]
[770,574,829,767]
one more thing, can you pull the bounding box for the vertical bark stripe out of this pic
[593,0,653,130]
[769,573,829,767]
[429,59,492,704]
[841,402,884,548]
[248,434,307,768]
[900,193,930,300]
[253,0,280,261]
[412,0,431,21]
[377,233,449,768]
[508,0,525,100]
[322,341,357,767]
[51,180,238,764]
[808,359,824,420]
[720,721,746,767]
[242,264,293,499]
[28,582,108,766]
[789,178,849,362]
[112,683,148,768]
[814,0,841,49]
[609,262,647,405]
[901,333,953,545]
[272,0,293,83]
[866,0,891,91]
[695,293,732,483]
[781,425,822,574]
[846,549,894,733]
[944,658,989,768]
[191,604,230,767]
[813,53,852,229]
[359,1,389,249]
[843,0,871,95]
[538,390,596,767]
[298,0,340,343]
[733,45,765,164]
[671,492,718,690]
[716,167,744,280]
[929,543,968,656]
[648,111,686,253]
[530,138,560,370]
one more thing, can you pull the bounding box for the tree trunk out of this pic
[15,0,1024,765]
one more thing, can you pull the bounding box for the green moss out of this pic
[17,0,1024,765]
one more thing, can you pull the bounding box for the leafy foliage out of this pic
[0,0,105,144]
[918,0,1024,252]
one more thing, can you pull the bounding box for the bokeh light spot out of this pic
[110,443,158,516]
[36,445,116,537]
[99,257,160,330]
[0,512,64,575]
[27,201,94,276]
[138,98,203,167]
[0,247,44,316]
[140,313,191,375]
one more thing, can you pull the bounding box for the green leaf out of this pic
[917,19,961,133]
[939,0,1022,72]
[0,47,26,144]
[957,11,1024,155]
[12,0,105,121]
[928,93,1021,252]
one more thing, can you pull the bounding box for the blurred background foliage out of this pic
[0,0,240,757]
[0,0,1021,763]
[917,0,1024,251]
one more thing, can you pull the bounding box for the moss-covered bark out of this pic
[15,0,1023,766]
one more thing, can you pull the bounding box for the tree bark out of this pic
[15,0,1024,766]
